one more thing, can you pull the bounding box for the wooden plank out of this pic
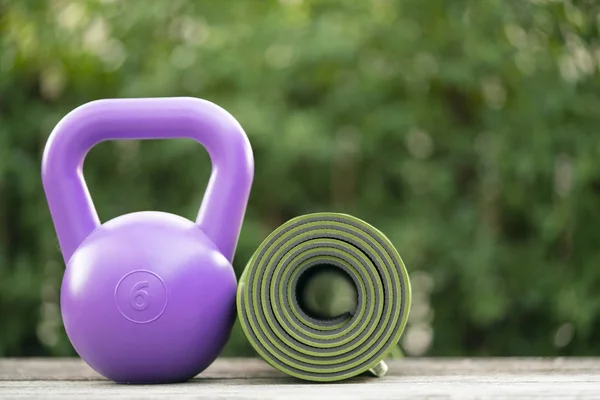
[2,357,599,380]
[0,358,599,399]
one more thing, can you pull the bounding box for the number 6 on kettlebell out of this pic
[41,98,254,384]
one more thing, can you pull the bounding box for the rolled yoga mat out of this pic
[236,212,411,382]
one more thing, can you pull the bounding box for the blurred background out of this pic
[1,0,600,359]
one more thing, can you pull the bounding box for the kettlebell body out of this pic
[62,212,236,383]
[42,98,253,383]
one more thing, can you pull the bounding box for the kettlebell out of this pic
[41,97,254,384]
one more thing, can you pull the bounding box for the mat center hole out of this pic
[296,264,358,320]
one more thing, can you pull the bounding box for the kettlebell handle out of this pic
[42,97,254,265]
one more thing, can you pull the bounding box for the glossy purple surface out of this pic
[41,98,254,383]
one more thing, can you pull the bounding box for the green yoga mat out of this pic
[237,212,411,382]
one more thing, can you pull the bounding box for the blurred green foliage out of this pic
[1,0,600,358]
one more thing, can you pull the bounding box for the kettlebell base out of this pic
[112,377,191,385]
[110,373,196,385]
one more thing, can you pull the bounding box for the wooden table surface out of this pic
[1,357,599,399]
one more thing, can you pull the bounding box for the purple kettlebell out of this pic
[41,97,254,384]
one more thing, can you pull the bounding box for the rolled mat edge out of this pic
[236,212,412,382]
